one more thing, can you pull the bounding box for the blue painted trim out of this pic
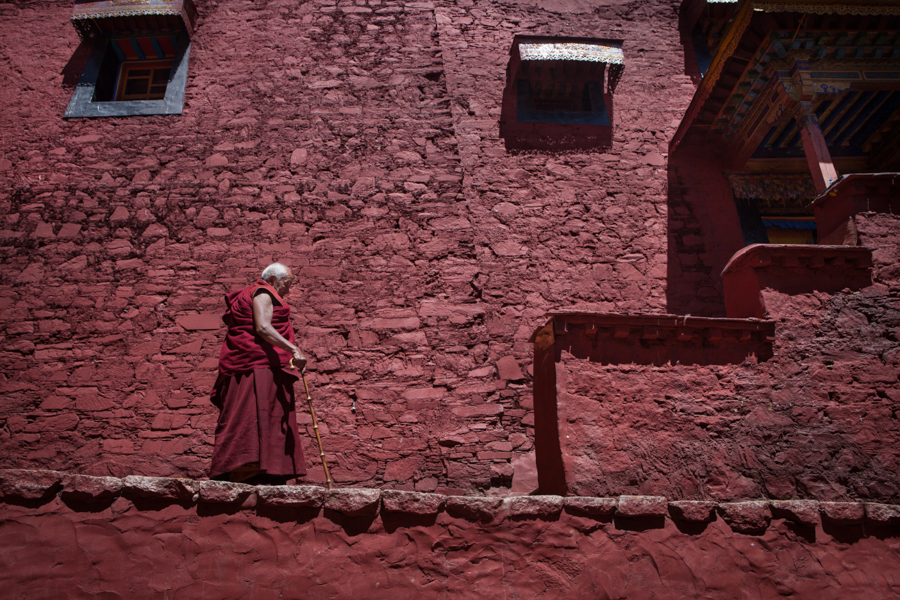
[762,220,817,230]
[110,39,126,62]
[130,38,145,61]
[151,38,165,59]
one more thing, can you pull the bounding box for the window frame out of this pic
[499,35,623,151]
[64,33,190,118]
[116,59,174,101]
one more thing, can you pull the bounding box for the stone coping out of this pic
[2,470,899,534]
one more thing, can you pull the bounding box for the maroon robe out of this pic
[209,280,306,479]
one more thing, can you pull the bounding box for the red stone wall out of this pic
[0,0,696,494]
[559,289,900,502]
[666,143,747,317]
[559,210,900,502]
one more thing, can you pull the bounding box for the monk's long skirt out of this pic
[209,368,307,478]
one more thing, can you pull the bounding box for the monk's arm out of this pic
[252,292,307,370]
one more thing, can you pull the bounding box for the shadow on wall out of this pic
[665,144,748,317]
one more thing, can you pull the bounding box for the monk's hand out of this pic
[290,348,307,373]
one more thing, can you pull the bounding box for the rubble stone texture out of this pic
[559,219,900,501]
[0,0,898,595]
[0,0,681,496]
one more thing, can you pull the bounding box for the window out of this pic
[728,173,818,245]
[117,61,173,101]
[500,36,624,151]
[64,0,196,118]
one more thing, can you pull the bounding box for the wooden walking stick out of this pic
[291,358,334,489]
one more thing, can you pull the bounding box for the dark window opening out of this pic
[91,35,178,103]
[500,35,622,151]
[517,79,609,126]
[65,33,190,118]
[729,173,818,246]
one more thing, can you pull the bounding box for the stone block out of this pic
[770,500,820,526]
[865,503,900,525]
[450,404,503,418]
[175,313,222,330]
[0,469,62,501]
[496,356,525,381]
[819,501,865,524]
[669,501,717,522]
[718,501,772,533]
[123,476,199,502]
[446,496,503,521]
[508,495,564,518]
[198,480,255,504]
[257,485,326,508]
[564,496,617,517]
[325,488,381,517]
[62,474,123,503]
[617,495,667,517]
[382,490,445,515]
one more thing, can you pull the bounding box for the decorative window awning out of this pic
[518,41,624,93]
[519,42,624,65]
[727,172,817,204]
[109,34,179,60]
[72,0,197,39]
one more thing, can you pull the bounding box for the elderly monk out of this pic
[209,262,308,484]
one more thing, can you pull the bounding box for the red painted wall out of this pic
[559,212,900,502]
[0,0,692,494]
[2,0,900,595]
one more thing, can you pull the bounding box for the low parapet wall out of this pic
[721,244,874,318]
[2,470,900,598]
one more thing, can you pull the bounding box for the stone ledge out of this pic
[564,496,617,517]
[0,469,62,501]
[2,471,899,536]
[123,476,200,502]
[63,474,123,503]
[820,501,865,524]
[508,495,564,518]
[770,500,820,526]
[198,480,255,504]
[446,495,504,521]
[718,501,772,533]
[669,500,716,522]
[617,495,667,517]
[257,485,325,508]
[382,490,444,515]
[865,503,900,524]
[325,488,381,517]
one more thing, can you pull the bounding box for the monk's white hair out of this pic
[261,262,291,281]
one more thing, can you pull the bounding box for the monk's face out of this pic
[272,270,294,297]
